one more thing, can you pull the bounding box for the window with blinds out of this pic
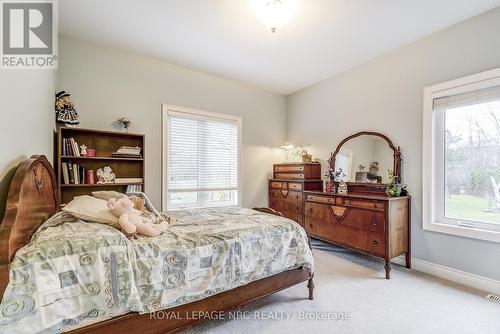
[164,108,241,210]
[423,69,500,242]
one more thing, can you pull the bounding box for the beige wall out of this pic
[287,8,500,280]
[57,36,287,209]
[0,71,55,219]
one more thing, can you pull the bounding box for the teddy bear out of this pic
[128,195,150,216]
[107,197,168,237]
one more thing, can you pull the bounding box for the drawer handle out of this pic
[309,208,313,213]
[372,218,377,226]
[372,240,379,246]
[280,190,289,197]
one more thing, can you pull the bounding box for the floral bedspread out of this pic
[0,207,314,334]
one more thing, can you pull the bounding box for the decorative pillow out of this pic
[91,190,126,201]
[62,195,118,226]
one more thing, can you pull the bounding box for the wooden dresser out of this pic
[304,191,410,279]
[269,163,323,227]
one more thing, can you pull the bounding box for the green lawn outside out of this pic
[446,195,500,225]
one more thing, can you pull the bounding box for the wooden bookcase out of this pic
[56,127,145,205]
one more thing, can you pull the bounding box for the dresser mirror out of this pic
[330,131,401,187]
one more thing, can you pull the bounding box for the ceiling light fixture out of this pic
[250,0,299,33]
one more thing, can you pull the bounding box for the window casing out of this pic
[423,68,500,243]
[162,105,242,211]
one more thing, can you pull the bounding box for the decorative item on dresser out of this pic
[269,163,323,227]
[304,131,411,279]
[56,127,145,205]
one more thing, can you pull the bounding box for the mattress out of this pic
[0,207,314,334]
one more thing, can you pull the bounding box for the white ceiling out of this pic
[60,0,500,95]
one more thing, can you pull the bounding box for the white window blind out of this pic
[433,84,500,111]
[165,110,240,210]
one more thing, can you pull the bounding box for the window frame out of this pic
[423,67,500,243]
[161,104,242,211]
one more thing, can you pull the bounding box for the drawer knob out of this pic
[372,218,377,226]
[372,240,379,246]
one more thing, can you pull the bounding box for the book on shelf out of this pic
[64,162,86,184]
[67,162,74,184]
[126,184,143,193]
[63,137,81,156]
[114,177,143,184]
[78,165,86,184]
[112,146,142,158]
[73,164,79,185]
[61,162,70,184]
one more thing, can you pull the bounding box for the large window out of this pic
[162,105,241,210]
[423,68,500,242]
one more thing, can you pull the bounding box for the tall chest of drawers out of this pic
[304,191,411,279]
[269,163,323,227]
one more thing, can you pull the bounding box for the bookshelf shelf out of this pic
[56,127,145,205]
[61,156,143,161]
[60,183,144,188]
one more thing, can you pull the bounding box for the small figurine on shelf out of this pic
[55,91,79,127]
[118,116,132,132]
[334,169,348,194]
[80,144,88,157]
[96,166,116,184]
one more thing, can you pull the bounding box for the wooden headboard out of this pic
[0,155,58,293]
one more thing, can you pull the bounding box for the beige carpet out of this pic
[182,240,500,334]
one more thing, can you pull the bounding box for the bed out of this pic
[0,156,314,334]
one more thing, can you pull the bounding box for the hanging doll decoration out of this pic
[55,91,79,126]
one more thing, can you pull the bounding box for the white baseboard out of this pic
[392,256,500,295]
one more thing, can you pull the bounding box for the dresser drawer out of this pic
[270,181,285,189]
[274,173,304,179]
[288,182,303,191]
[344,198,385,211]
[340,225,385,257]
[270,197,303,222]
[270,189,302,201]
[274,165,304,173]
[306,194,335,204]
[339,207,385,232]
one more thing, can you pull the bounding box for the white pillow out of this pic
[63,195,118,226]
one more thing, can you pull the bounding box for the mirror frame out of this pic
[329,131,402,186]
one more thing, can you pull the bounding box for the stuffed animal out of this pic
[128,195,150,216]
[107,197,168,237]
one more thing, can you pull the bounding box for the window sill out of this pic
[423,221,500,243]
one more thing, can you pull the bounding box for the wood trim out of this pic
[252,207,284,217]
[0,155,58,267]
